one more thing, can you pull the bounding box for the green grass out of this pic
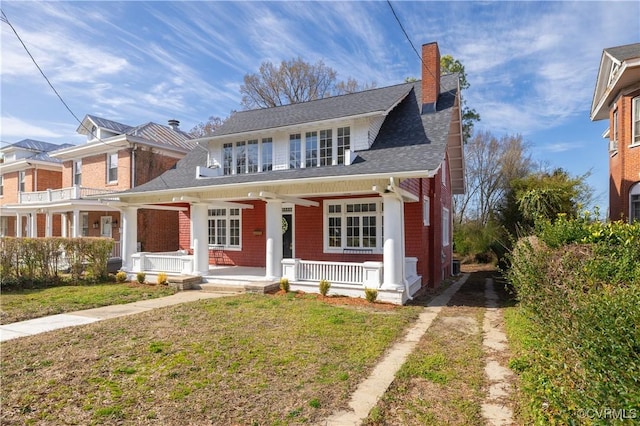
[1,293,421,425]
[0,283,176,324]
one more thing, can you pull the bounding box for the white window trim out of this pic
[74,160,82,186]
[207,208,242,250]
[323,197,384,254]
[442,207,450,247]
[632,97,640,147]
[630,182,640,223]
[423,196,430,226]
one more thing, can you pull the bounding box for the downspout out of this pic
[389,177,412,301]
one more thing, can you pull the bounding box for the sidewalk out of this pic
[0,290,229,342]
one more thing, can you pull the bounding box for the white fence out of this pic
[131,251,193,274]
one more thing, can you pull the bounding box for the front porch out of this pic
[129,250,421,304]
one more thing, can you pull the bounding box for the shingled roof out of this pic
[120,74,459,196]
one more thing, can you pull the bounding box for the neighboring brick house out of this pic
[113,42,464,304]
[591,42,640,222]
[0,115,194,256]
[0,139,73,237]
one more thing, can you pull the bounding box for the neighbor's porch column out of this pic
[29,212,38,237]
[121,206,138,271]
[265,199,283,279]
[15,213,22,237]
[71,210,81,238]
[191,203,210,275]
[45,211,53,237]
[381,193,405,290]
[61,213,68,237]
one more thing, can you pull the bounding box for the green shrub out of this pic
[115,271,128,283]
[136,272,146,284]
[319,279,331,296]
[279,277,289,292]
[507,218,640,424]
[156,272,168,285]
[364,288,378,303]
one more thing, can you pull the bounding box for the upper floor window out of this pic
[423,196,430,226]
[305,131,318,168]
[223,139,273,176]
[107,153,118,183]
[631,183,640,223]
[18,171,25,193]
[337,127,350,165]
[74,160,82,186]
[442,207,450,247]
[319,129,332,166]
[0,175,4,197]
[208,208,241,248]
[611,108,619,152]
[289,134,302,169]
[633,97,640,146]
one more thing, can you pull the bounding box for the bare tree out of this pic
[240,58,372,109]
[188,115,230,138]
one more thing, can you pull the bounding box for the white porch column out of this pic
[45,212,53,237]
[121,206,138,271]
[381,193,405,291]
[71,210,81,238]
[191,203,210,275]
[265,199,283,279]
[15,213,22,237]
[61,213,68,237]
[29,213,38,237]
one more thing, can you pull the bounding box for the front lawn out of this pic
[0,283,176,324]
[1,293,421,425]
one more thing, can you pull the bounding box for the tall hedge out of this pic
[0,237,114,287]
[508,216,640,424]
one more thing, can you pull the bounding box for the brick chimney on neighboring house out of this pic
[421,42,441,113]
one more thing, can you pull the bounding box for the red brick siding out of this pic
[1,171,19,203]
[35,169,62,191]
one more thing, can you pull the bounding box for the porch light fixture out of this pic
[93,221,99,229]
[113,219,118,227]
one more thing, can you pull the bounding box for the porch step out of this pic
[166,275,203,291]
[198,280,280,295]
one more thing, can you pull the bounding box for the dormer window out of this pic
[88,125,97,141]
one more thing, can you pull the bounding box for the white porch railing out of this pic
[110,241,121,259]
[282,259,384,288]
[131,251,193,274]
[19,186,118,204]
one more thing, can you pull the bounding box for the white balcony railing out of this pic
[18,186,118,204]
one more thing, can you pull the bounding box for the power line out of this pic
[386,0,437,83]
[1,8,100,143]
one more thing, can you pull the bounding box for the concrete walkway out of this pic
[324,273,470,425]
[0,290,229,342]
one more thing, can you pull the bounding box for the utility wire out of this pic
[386,0,437,83]
[1,8,101,143]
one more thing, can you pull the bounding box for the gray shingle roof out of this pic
[605,43,640,62]
[120,75,459,196]
[213,83,414,136]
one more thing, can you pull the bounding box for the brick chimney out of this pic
[421,42,441,113]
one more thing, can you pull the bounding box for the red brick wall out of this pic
[608,89,640,221]
[35,169,62,191]
[1,171,19,203]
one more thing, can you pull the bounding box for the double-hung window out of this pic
[18,171,25,192]
[337,127,350,165]
[631,184,640,223]
[289,134,301,169]
[261,138,273,171]
[208,208,241,248]
[223,143,233,175]
[247,140,259,173]
[107,153,118,183]
[319,129,333,166]
[633,97,640,146]
[305,131,318,168]
[611,109,619,152]
[74,160,82,185]
[442,207,450,247]
[325,198,383,252]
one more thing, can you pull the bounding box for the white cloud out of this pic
[0,116,65,140]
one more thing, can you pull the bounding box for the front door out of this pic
[282,214,293,259]
[100,216,113,238]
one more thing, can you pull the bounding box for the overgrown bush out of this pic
[364,288,378,303]
[319,279,331,296]
[0,237,113,288]
[453,219,506,264]
[115,271,128,283]
[507,217,640,424]
[279,277,290,292]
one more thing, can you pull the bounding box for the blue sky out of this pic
[1,1,639,211]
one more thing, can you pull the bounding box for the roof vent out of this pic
[168,119,180,130]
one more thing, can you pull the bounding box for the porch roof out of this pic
[114,77,460,199]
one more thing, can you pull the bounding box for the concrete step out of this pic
[199,280,279,294]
